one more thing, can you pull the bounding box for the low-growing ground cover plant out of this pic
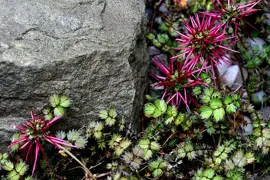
[3,0,270,179]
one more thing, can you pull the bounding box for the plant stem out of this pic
[58,145,96,180]
[214,67,222,90]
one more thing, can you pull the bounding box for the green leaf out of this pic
[223,96,232,105]
[7,170,20,180]
[263,129,270,138]
[201,95,211,104]
[15,161,28,176]
[159,24,169,31]
[59,96,70,107]
[213,108,225,122]
[226,103,237,113]
[175,113,185,126]
[144,103,156,117]
[105,117,116,126]
[143,150,153,160]
[150,141,161,151]
[200,106,213,119]
[50,95,60,108]
[3,161,14,171]
[155,99,167,114]
[152,169,163,177]
[210,98,223,109]
[109,108,117,118]
[99,110,108,119]
[138,139,150,149]
[203,168,215,178]
[54,106,65,116]
[166,106,178,117]
[67,130,80,141]
[204,88,214,97]
[75,137,88,148]
[147,33,155,40]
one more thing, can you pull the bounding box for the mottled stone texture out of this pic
[0,0,148,150]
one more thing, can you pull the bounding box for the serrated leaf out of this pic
[150,142,161,151]
[204,88,214,97]
[175,113,184,126]
[99,110,108,119]
[54,106,65,116]
[138,139,150,149]
[155,99,167,114]
[152,169,163,177]
[213,108,225,122]
[144,103,156,117]
[50,95,60,108]
[15,161,28,176]
[75,137,88,148]
[201,95,211,104]
[210,98,223,109]
[60,96,70,107]
[200,106,213,119]
[105,117,116,126]
[67,130,80,141]
[7,170,20,180]
[167,106,178,117]
[143,150,153,160]
[203,168,215,178]
[223,96,232,105]
[3,161,14,171]
[226,103,237,113]
[109,108,117,118]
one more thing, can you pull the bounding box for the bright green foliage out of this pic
[1,160,30,180]
[99,108,117,126]
[138,139,161,160]
[225,169,243,180]
[43,95,71,119]
[193,168,222,180]
[148,158,167,178]
[199,88,240,122]
[109,134,131,156]
[177,140,197,160]
[144,99,167,118]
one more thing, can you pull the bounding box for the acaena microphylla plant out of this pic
[151,56,208,110]
[8,112,78,174]
[203,0,260,42]
[173,14,237,84]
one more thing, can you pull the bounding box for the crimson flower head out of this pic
[173,14,237,83]
[151,56,207,110]
[9,112,77,174]
[203,0,260,42]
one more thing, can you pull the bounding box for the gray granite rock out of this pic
[0,0,148,150]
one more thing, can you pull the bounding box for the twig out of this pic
[95,172,111,179]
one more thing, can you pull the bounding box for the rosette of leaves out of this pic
[148,158,167,178]
[176,140,197,160]
[144,99,167,118]
[193,168,222,180]
[2,160,32,180]
[199,88,240,122]
[138,139,161,160]
[109,134,131,156]
[99,108,117,127]
[44,95,71,119]
[122,146,144,169]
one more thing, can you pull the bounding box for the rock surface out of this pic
[0,0,148,150]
